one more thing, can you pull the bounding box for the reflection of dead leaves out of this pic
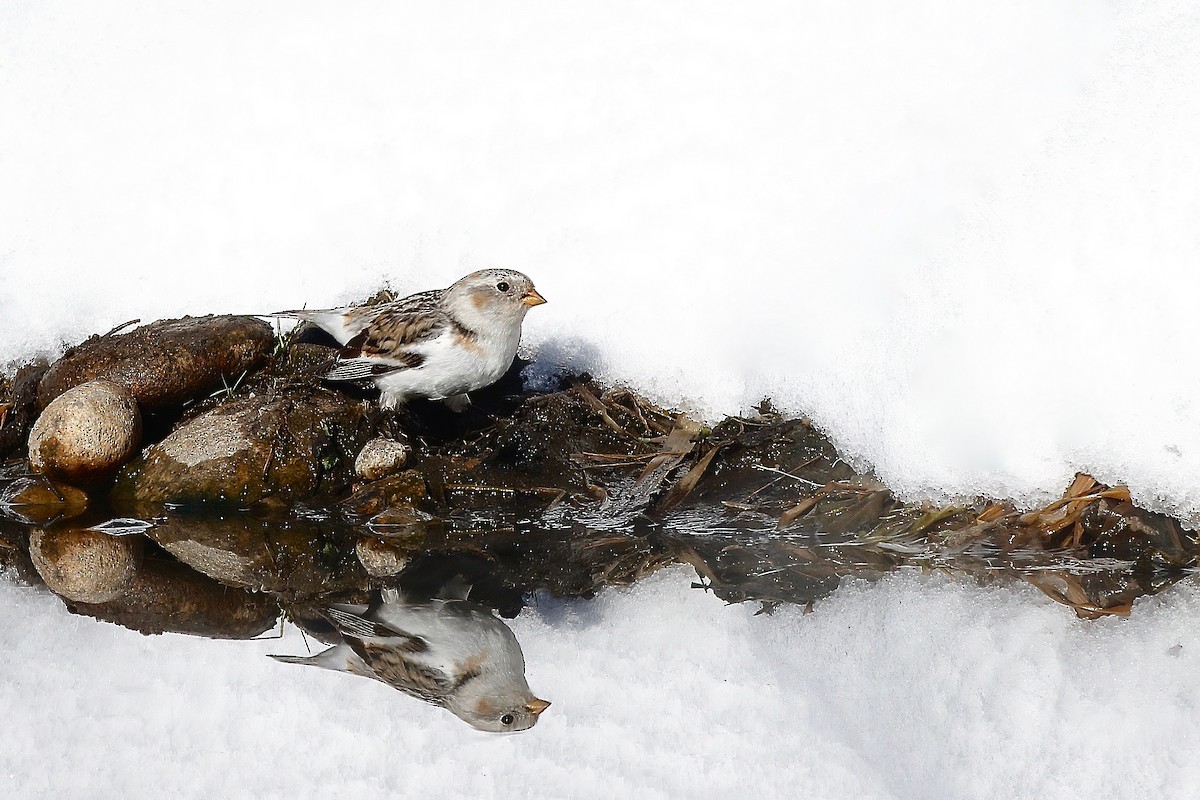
[1023,572,1134,619]
[577,535,677,585]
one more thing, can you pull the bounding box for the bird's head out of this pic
[443,269,546,334]
[450,692,552,733]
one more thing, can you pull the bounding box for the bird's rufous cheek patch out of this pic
[469,289,490,312]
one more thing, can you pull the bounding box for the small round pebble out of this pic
[354,437,411,481]
[28,379,141,485]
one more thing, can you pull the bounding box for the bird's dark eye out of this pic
[496,281,510,293]
[501,713,515,726]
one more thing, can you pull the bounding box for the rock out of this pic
[28,529,142,603]
[281,341,337,376]
[0,361,49,458]
[38,315,274,411]
[354,437,411,481]
[146,510,367,598]
[28,380,142,486]
[355,536,411,577]
[66,558,280,639]
[112,388,369,507]
[0,478,89,524]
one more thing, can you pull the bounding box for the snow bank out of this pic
[3,2,1199,519]
[2,568,1197,799]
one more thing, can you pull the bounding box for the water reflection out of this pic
[3,407,1199,733]
[273,586,550,733]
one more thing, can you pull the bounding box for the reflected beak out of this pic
[526,698,551,715]
[522,289,547,307]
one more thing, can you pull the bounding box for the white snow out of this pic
[3,3,1200,797]
[2,568,1199,799]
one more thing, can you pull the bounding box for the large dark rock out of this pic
[38,315,274,411]
[112,388,370,508]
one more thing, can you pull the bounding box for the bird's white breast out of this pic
[375,319,522,403]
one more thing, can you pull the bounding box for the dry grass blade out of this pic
[572,382,646,443]
[652,445,723,514]
[975,503,1010,523]
[635,426,697,488]
[777,496,819,530]
[1018,473,1132,531]
[102,318,141,337]
[574,452,662,463]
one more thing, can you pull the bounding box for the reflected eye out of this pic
[496,281,510,293]
[501,713,515,726]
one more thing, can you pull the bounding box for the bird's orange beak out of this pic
[522,289,547,307]
[526,698,551,715]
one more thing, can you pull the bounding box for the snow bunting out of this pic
[272,589,550,733]
[275,269,546,410]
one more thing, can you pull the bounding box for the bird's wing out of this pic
[330,291,447,379]
[324,604,450,701]
[322,355,418,381]
[341,636,459,705]
[325,603,430,649]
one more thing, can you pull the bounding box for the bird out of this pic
[271,588,551,733]
[273,269,546,410]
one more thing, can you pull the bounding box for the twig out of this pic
[752,464,822,488]
[103,319,141,337]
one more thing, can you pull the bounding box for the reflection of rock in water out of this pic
[67,556,280,639]
[147,510,368,599]
[28,528,142,603]
[272,588,550,733]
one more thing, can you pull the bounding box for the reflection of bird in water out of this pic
[271,586,550,732]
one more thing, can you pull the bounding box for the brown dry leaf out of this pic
[777,496,819,530]
[0,402,10,430]
[976,503,1009,523]
[652,445,723,514]
[675,544,721,584]
[1019,474,1124,531]
[636,426,696,487]
[1063,519,1085,550]
[572,382,642,442]
[1098,485,1132,503]
[1065,473,1099,499]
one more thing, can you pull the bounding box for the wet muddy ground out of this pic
[2,315,1195,644]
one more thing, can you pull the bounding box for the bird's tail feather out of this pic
[268,653,313,666]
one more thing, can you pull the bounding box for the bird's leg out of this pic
[443,394,472,413]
